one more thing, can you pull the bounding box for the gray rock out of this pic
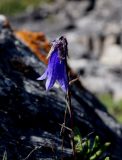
[0,21,122,160]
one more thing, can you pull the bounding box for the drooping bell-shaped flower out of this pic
[37,36,68,92]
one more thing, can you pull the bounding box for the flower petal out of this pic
[58,78,68,92]
[37,69,48,80]
[46,74,56,90]
[37,36,69,93]
[56,59,68,92]
[45,49,58,90]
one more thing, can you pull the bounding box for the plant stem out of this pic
[66,87,76,159]
[60,36,76,159]
[61,106,68,160]
[65,60,76,159]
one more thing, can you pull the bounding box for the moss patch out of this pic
[0,0,54,16]
[98,94,122,123]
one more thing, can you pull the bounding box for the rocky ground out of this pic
[10,0,122,102]
[1,0,122,159]
[0,14,122,160]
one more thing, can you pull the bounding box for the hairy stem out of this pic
[67,87,76,159]
[65,59,76,159]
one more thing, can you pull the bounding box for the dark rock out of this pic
[85,0,96,13]
[0,24,122,160]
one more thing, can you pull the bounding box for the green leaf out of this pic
[90,142,110,160]
[104,157,110,160]
[74,134,82,152]
[92,135,100,151]
[74,127,82,153]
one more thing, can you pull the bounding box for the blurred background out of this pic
[1,0,122,122]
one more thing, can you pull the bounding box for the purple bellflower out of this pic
[37,36,69,92]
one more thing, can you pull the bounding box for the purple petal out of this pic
[47,49,58,69]
[45,50,58,90]
[56,59,68,92]
[37,69,48,80]
[58,79,68,92]
[57,72,68,92]
[37,45,68,92]
[46,74,56,90]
